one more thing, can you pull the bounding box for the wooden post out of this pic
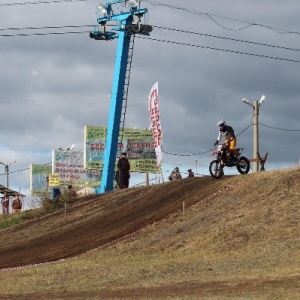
[64,201,67,220]
[258,152,268,171]
[249,152,268,172]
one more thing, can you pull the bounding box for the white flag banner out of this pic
[148,81,163,165]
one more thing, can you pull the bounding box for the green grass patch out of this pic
[0,215,22,229]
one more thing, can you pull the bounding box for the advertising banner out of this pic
[148,81,163,165]
[84,126,158,173]
[48,174,59,187]
[52,150,101,189]
[29,164,52,197]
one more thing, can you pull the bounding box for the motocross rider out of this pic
[214,120,237,161]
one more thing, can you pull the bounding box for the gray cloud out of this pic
[0,0,299,193]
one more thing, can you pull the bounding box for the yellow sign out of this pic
[49,174,60,187]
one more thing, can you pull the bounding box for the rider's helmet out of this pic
[216,119,226,128]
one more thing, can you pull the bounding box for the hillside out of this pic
[0,167,299,299]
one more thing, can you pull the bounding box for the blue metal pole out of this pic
[99,27,131,193]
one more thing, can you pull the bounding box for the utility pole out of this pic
[144,173,149,186]
[242,95,266,173]
[0,160,17,188]
[90,0,152,193]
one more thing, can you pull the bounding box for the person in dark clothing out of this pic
[67,185,77,197]
[187,169,194,178]
[1,193,9,214]
[117,152,131,189]
[168,167,182,181]
[12,196,22,213]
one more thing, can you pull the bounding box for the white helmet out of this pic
[217,119,226,127]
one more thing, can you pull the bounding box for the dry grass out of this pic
[0,167,299,299]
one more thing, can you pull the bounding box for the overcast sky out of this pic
[0,0,299,195]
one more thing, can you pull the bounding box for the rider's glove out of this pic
[214,140,218,146]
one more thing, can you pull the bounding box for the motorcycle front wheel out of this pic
[236,156,250,175]
[209,160,224,179]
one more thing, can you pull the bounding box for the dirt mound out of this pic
[0,168,299,299]
[0,176,233,269]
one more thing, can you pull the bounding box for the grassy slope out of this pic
[0,167,299,299]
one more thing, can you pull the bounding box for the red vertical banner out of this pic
[148,81,163,165]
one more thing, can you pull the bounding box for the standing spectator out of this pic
[114,170,120,190]
[67,185,77,197]
[117,152,131,189]
[168,167,182,181]
[1,193,9,214]
[187,169,194,178]
[12,195,22,213]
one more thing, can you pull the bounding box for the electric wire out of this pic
[0,162,51,177]
[1,25,298,64]
[260,123,300,132]
[0,25,94,31]
[162,124,253,157]
[162,121,300,158]
[144,0,300,35]
[1,0,300,36]
[236,124,253,137]
[4,29,295,65]
[162,148,213,157]
[154,25,300,53]
[0,30,90,37]
[137,36,300,64]
[1,121,299,176]
[2,24,299,52]
[0,23,299,64]
[0,0,85,7]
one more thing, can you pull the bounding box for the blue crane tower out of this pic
[89,0,152,193]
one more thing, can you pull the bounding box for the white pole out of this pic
[253,101,259,173]
[144,173,149,186]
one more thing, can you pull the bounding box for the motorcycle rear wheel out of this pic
[236,156,250,175]
[209,160,224,179]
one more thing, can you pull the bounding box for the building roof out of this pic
[0,184,25,197]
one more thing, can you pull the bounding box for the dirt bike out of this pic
[209,144,250,179]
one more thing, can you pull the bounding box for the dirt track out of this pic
[0,176,228,269]
[1,172,299,299]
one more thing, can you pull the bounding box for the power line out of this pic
[1,25,299,66]
[0,30,90,37]
[0,162,52,177]
[0,25,94,31]
[1,0,299,36]
[1,0,299,37]
[162,124,253,157]
[137,36,300,64]
[162,148,213,157]
[236,124,253,137]
[260,123,300,132]
[1,120,298,175]
[2,24,299,54]
[154,26,300,53]
[161,121,300,157]
[0,0,85,7]
[144,0,300,35]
